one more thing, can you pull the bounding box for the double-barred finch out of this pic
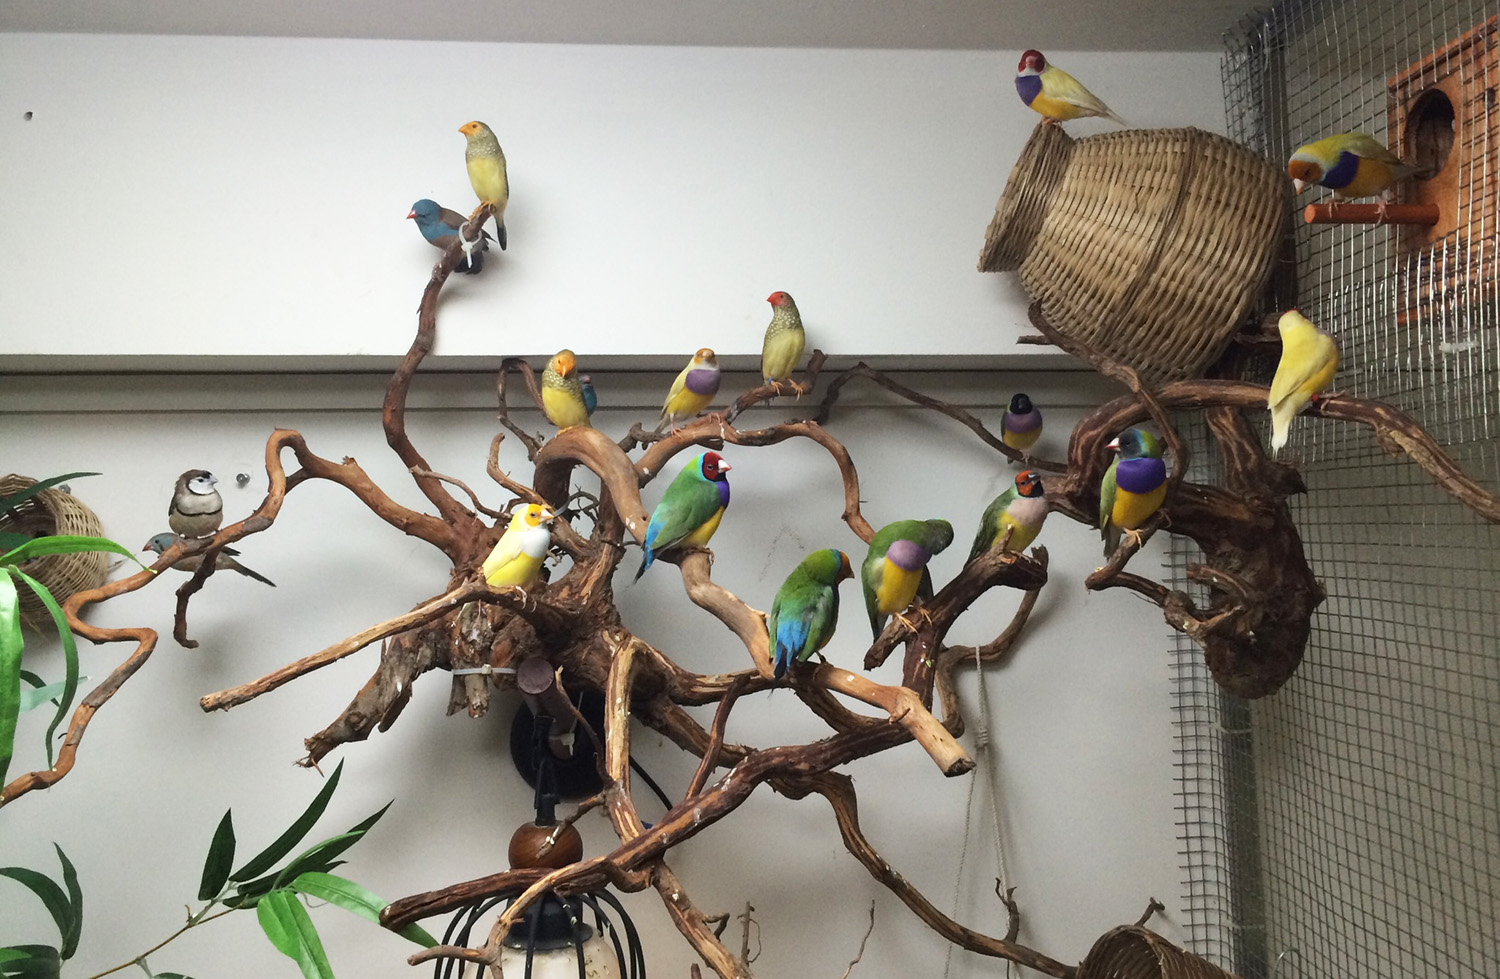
[760,291,806,390]
[1001,393,1043,455]
[861,518,954,640]
[542,349,592,431]
[168,469,222,538]
[459,121,509,249]
[967,469,1048,563]
[482,504,556,589]
[767,549,854,679]
[1099,429,1166,557]
[658,348,721,432]
[1015,50,1126,126]
[407,199,491,274]
[143,533,274,587]
[1268,310,1338,455]
[635,452,732,581]
[1287,132,1418,204]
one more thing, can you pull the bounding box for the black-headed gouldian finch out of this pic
[459,120,508,249]
[1286,132,1418,216]
[542,349,592,431]
[482,504,556,589]
[408,199,491,274]
[1268,309,1338,455]
[1001,393,1043,455]
[168,470,223,539]
[1015,50,1126,126]
[1099,429,1166,556]
[767,549,854,679]
[967,469,1048,562]
[761,291,806,392]
[861,518,954,639]
[635,452,732,580]
[658,348,722,432]
[143,533,274,586]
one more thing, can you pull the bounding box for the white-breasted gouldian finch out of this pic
[967,470,1048,562]
[1099,429,1167,556]
[408,199,491,274]
[168,470,222,539]
[861,519,954,639]
[1015,50,1126,126]
[1286,132,1418,213]
[580,375,597,417]
[635,452,732,580]
[658,348,722,432]
[760,291,806,392]
[482,504,556,589]
[459,120,509,249]
[143,533,274,586]
[767,549,854,679]
[1268,309,1339,455]
[1001,393,1043,455]
[542,349,592,431]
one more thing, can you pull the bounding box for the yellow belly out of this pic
[1028,92,1086,121]
[1113,484,1167,531]
[681,507,726,549]
[484,552,542,589]
[467,157,509,207]
[543,386,591,430]
[874,561,922,616]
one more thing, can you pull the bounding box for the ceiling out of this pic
[0,0,1261,51]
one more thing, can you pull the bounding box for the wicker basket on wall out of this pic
[979,123,1288,382]
[1078,926,1244,979]
[0,475,109,628]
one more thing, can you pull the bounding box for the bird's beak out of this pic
[406,210,417,219]
[718,462,733,472]
[1292,178,1307,194]
[541,508,556,522]
[1106,438,1121,451]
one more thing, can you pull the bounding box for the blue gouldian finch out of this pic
[580,375,597,417]
[1015,50,1126,126]
[542,349,592,431]
[635,452,732,580]
[1001,393,1043,455]
[767,549,854,679]
[482,504,556,589]
[760,291,806,391]
[459,121,508,249]
[658,348,722,432]
[1286,132,1418,208]
[1099,429,1167,556]
[168,469,222,539]
[408,199,491,274]
[967,470,1048,562]
[1268,310,1338,455]
[143,533,274,587]
[861,519,955,639]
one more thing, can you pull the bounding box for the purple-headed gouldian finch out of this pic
[635,451,732,580]
[580,375,597,417]
[482,504,556,589]
[1268,310,1338,455]
[967,469,1048,562]
[542,349,592,431]
[408,199,491,274]
[1099,429,1166,556]
[1015,50,1126,126]
[861,518,955,639]
[767,549,854,679]
[1001,393,1043,456]
[658,348,721,432]
[1287,133,1418,213]
[761,291,806,392]
[459,121,508,249]
[168,469,222,539]
[143,533,274,586]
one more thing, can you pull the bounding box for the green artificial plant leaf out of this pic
[1,535,141,568]
[53,845,81,960]
[0,474,99,514]
[256,889,335,979]
[229,761,344,883]
[0,866,74,951]
[152,973,198,979]
[17,678,88,714]
[0,573,21,786]
[291,872,438,947]
[198,809,237,901]
[13,572,79,767]
[269,801,392,889]
[0,945,62,979]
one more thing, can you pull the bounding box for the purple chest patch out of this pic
[1016,74,1042,106]
[1325,151,1361,189]
[1116,457,1166,495]
[685,368,720,396]
[715,479,731,508]
[885,538,930,572]
[1005,409,1042,433]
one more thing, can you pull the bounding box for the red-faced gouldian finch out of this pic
[658,348,722,432]
[861,518,955,639]
[634,451,732,580]
[168,469,222,538]
[1099,429,1166,556]
[482,504,556,589]
[143,533,274,587]
[967,469,1048,562]
[1268,309,1339,455]
[459,120,508,249]
[1001,393,1043,456]
[1015,50,1126,126]
[767,549,854,679]
[761,291,806,392]
[1286,132,1418,214]
[542,349,592,431]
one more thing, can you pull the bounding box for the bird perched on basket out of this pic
[168,470,223,539]
[407,199,491,274]
[143,533,274,587]
[1001,393,1043,456]
[1015,50,1126,126]
[861,518,955,640]
[967,469,1048,563]
[459,120,508,249]
[1099,429,1167,557]
[1268,309,1339,455]
[767,548,854,679]
[482,504,556,590]
[761,291,806,393]
[658,348,722,432]
[1286,132,1419,216]
[542,349,592,431]
[580,375,597,417]
[635,452,732,580]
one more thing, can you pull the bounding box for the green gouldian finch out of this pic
[542,349,592,431]
[459,120,508,249]
[143,533,274,587]
[658,348,722,432]
[767,549,854,679]
[635,452,732,580]
[1268,310,1338,455]
[1099,429,1166,556]
[861,519,954,639]
[482,504,556,589]
[967,469,1048,562]
[760,291,806,392]
[168,469,223,539]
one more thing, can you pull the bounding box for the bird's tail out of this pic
[1102,523,1121,559]
[1269,401,1295,455]
[237,564,276,587]
[495,220,507,251]
[633,550,653,582]
[1105,108,1129,127]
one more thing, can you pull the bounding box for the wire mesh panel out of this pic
[1169,1,1500,977]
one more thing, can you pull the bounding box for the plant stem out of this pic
[81,907,237,979]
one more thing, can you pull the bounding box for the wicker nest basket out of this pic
[1078,926,1243,979]
[980,123,1288,382]
[0,475,109,628]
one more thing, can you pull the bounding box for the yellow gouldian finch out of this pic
[1287,132,1419,217]
[1268,310,1339,455]
[482,504,556,589]
[1015,50,1126,126]
[459,120,509,249]
[657,348,722,432]
[761,291,806,393]
[542,349,592,431]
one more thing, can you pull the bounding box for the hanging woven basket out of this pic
[1078,926,1244,979]
[0,475,109,628]
[980,123,1288,382]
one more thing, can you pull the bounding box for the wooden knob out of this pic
[508,821,583,870]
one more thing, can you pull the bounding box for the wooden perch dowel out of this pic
[1303,202,1440,225]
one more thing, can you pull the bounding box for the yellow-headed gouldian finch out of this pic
[459,120,509,249]
[658,348,722,432]
[1287,132,1418,212]
[1015,50,1126,126]
[482,504,556,589]
[1268,310,1338,455]
[542,349,592,431]
[761,291,806,392]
